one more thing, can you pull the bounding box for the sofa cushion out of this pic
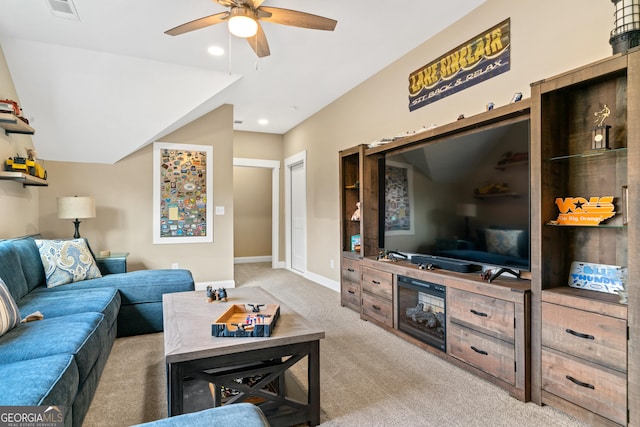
[0,241,29,301]
[35,239,102,288]
[18,288,120,328]
[10,236,47,291]
[0,278,21,336]
[132,403,271,427]
[0,312,108,383]
[0,354,78,410]
[32,269,194,305]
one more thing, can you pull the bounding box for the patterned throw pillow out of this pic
[0,277,21,336]
[485,229,524,257]
[35,239,102,288]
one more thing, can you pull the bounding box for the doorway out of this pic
[233,158,281,269]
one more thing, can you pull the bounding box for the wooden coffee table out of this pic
[163,287,325,426]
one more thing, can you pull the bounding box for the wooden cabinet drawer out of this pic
[361,292,393,327]
[341,256,361,283]
[341,280,361,308]
[448,322,516,385]
[542,348,627,425]
[542,302,627,372]
[448,288,515,342]
[362,266,393,300]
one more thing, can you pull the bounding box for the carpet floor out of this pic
[83,263,589,426]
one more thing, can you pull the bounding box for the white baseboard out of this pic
[291,269,340,293]
[234,256,272,264]
[195,279,236,291]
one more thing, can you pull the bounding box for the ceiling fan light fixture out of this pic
[228,8,258,38]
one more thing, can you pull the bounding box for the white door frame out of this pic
[285,151,307,272]
[233,158,281,269]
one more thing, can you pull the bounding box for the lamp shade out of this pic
[57,196,96,219]
[456,203,478,217]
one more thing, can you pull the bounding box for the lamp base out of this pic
[72,218,82,239]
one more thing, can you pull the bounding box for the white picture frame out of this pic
[153,142,213,244]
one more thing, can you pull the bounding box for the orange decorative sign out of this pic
[553,196,615,226]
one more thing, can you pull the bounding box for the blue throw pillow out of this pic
[35,239,102,288]
[0,277,21,336]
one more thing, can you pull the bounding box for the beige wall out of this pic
[283,0,614,282]
[0,45,40,238]
[38,105,235,285]
[234,166,272,257]
[233,131,285,261]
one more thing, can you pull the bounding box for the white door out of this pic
[290,161,306,273]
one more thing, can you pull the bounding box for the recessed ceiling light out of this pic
[207,46,225,56]
[258,119,269,125]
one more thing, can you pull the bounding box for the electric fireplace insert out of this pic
[396,275,446,351]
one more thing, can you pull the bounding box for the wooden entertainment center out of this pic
[339,50,639,426]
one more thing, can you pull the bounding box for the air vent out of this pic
[46,0,80,21]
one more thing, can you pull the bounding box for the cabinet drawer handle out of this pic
[565,329,595,340]
[372,304,381,311]
[347,290,355,294]
[470,309,488,317]
[347,268,355,272]
[372,280,381,285]
[470,346,488,355]
[566,375,595,390]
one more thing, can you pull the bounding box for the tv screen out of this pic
[381,119,530,273]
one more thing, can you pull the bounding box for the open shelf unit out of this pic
[0,112,34,135]
[530,50,639,426]
[0,171,48,187]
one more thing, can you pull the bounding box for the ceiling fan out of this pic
[165,0,338,58]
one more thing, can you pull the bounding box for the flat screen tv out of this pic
[380,119,530,277]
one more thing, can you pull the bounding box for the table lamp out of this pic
[57,196,96,238]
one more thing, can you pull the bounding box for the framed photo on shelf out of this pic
[153,142,213,244]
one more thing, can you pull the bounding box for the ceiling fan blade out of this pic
[165,11,229,36]
[258,7,337,31]
[247,22,270,58]
[214,0,241,7]
[249,0,266,8]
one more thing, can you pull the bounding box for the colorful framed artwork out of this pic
[385,161,415,235]
[153,142,213,244]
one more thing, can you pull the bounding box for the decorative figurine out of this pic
[592,104,611,150]
[216,287,228,302]
[247,304,265,313]
[351,201,361,221]
[206,285,216,303]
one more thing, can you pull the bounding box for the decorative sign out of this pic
[553,196,615,226]
[408,18,511,111]
[153,142,213,244]
[568,261,625,294]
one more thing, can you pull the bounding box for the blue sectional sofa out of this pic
[0,236,195,427]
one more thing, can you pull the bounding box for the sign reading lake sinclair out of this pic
[408,19,511,111]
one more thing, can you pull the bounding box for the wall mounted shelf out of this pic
[0,112,35,135]
[0,171,48,187]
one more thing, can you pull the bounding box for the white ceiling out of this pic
[0,0,485,163]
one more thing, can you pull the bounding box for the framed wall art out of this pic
[153,142,213,244]
[385,161,415,235]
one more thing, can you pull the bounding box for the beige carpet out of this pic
[84,263,589,426]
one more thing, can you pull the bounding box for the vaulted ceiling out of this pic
[0,0,485,163]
